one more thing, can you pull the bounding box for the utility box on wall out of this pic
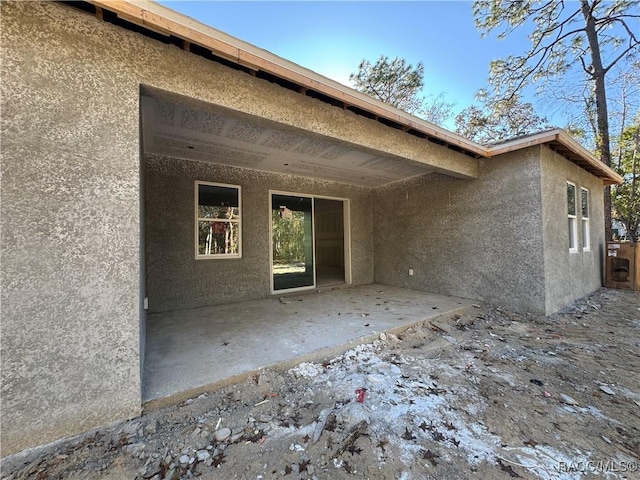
[605,242,640,291]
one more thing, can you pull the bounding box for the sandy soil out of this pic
[2,288,639,480]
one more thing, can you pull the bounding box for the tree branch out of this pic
[579,55,595,77]
[603,42,640,74]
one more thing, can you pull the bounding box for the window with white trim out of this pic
[195,181,241,258]
[567,182,578,252]
[581,187,590,251]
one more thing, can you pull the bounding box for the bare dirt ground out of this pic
[2,288,639,480]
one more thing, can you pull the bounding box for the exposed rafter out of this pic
[81,0,622,185]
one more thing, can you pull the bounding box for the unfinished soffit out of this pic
[141,95,437,188]
[81,0,620,186]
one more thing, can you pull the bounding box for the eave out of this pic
[81,0,622,186]
[487,130,623,186]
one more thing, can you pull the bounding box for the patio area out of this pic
[143,284,475,408]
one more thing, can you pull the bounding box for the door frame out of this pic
[268,190,351,294]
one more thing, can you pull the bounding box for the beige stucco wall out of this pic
[540,146,605,313]
[373,147,548,313]
[1,1,143,455]
[145,154,374,313]
[373,145,607,315]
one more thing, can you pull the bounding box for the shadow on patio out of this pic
[143,284,475,409]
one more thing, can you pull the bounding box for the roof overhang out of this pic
[140,91,444,188]
[486,130,623,186]
[84,0,622,186]
[86,0,486,158]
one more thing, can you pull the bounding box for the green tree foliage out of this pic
[611,119,640,242]
[454,91,550,144]
[349,55,455,126]
[272,210,306,264]
[350,56,424,112]
[473,0,639,238]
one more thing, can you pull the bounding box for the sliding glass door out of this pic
[271,194,314,291]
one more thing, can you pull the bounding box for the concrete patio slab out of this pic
[143,284,475,408]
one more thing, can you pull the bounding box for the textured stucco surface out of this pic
[145,154,373,313]
[141,94,443,188]
[136,84,478,182]
[540,146,605,313]
[1,1,142,455]
[373,148,548,313]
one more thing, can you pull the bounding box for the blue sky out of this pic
[159,1,533,124]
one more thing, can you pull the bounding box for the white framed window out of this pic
[581,187,590,251]
[195,181,241,259]
[567,182,578,252]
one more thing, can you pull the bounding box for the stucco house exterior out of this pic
[1,1,622,456]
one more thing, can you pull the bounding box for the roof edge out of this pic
[87,0,487,157]
[85,0,622,186]
[486,129,623,185]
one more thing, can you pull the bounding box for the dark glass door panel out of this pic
[272,194,314,291]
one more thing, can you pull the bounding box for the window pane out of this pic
[581,189,589,218]
[567,183,576,216]
[568,218,576,249]
[582,219,589,249]
[198,221,239,255]
[198,184,239,219]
